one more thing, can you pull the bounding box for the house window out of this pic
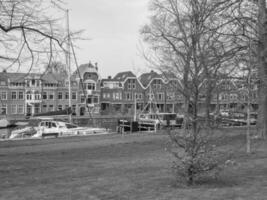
[58,92,63,99]
[126,92,132,100]
[128,79,136,90]
[65,92,69,99]
[81,96,85,103]
[49,93,54,100]
[87,97,92,104]
[113,93,121,100]
[49,105,54,111]
[87,83,95,90]
[18,91,24,100]
[42,104,47,112]
[11,105,17,114]
[0,81,6,86]
[58,105,62,111]
[0,104,7,114]
[17,105,24,114]
[153,79,162,89]
[72,92,76,100]
[72,105,76,113]
[135,93,143,100]
[1,92,7,100]
[157,93,164,100]
[42,92,47,100]
[11,92,17,100]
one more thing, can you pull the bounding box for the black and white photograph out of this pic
[0,0,267,199]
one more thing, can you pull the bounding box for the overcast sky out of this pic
[67,0,151,78]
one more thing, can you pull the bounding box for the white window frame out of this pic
[17,105,24,114]
[11,91,17,100]
[11,104,17,114]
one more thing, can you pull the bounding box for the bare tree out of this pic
[0,0,67,74]
[141,0,248,185]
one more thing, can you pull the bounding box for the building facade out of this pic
[0,66,258,118]
[0,62,101,118]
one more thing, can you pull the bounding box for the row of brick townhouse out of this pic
[100,70,259,115]
[100,70,186,115]
[0,63,259,118]
[0,62,101,118]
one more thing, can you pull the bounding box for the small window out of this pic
[11,105,17,114]
[58,105,62,111]
[11,92,17,100]
[1,92,7,100]
[58,92,63,100]
[51,122,57,128]
[65,92,69,99]
[49,93,54,100]
[18,92,24,100]
[43,92,47,100]
[72,92,76,100]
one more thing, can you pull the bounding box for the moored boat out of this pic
[32,119,109,138]
[9,126,36,139]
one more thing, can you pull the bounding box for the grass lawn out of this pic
[0,130,267,200]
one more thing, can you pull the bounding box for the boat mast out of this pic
[134,92,137,121]
[66,9,72,122]
[149,85,152,114]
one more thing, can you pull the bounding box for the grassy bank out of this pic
[0,130,266,200]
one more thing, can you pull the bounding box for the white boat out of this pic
[32,119,109,138]
[9,126,36,139]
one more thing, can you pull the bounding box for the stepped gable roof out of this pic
[113,71,136,81]
[138,70,162,88]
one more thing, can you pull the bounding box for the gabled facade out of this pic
[0,67,259,118]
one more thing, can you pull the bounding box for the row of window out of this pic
[80,96,99,104]
[0,91,79,100]
[102,92,123,100]
[0,104,24,114]
[127,79,136,90]
[83,83,96,90]
[102,82,122,89]
[57,92,77,100]
[6,80,79,88]
[101,92,179,101]
[0,91,24,100]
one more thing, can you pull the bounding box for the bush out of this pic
[168,124,227,185]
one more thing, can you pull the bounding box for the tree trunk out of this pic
[257,0,267,138]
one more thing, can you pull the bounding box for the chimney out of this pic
[108,76,111,79]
